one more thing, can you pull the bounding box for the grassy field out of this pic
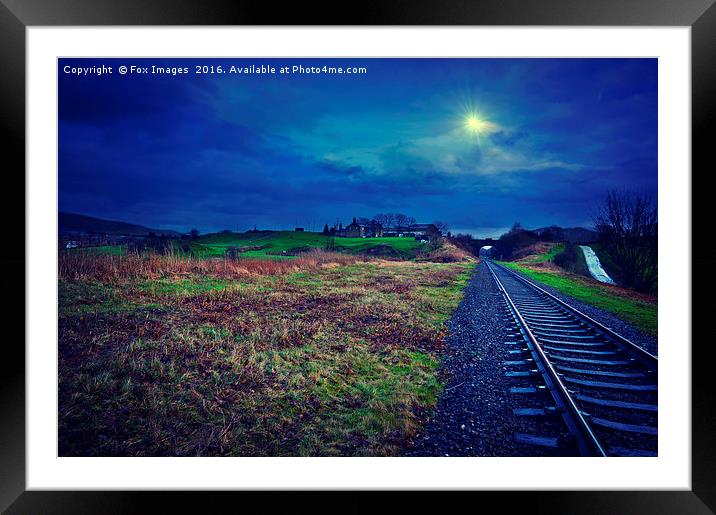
[68,244,126,256]
[68,231,427,260]
[196,231,425,259]
[501,260,657,335]
[58,251,474,456]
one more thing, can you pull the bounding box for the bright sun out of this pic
[463,112,498,139]
[465,114,484,133]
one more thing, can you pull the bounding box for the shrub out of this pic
[416,240,474,263]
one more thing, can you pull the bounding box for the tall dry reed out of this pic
[59,249,360,282]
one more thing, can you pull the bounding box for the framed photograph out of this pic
[2,0,712,511]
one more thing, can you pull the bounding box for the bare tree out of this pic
[384,213,397,231]
[373,213,388,228]
[394,213,409,231]
[189,228,200,240]
[593,191,657,292]
[433,220,450,234]
[394,213,416,231]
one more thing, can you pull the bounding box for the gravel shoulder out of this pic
[404,261,573,457]
[507,266,658,357]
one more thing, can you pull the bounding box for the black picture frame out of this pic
[1,0,712,512]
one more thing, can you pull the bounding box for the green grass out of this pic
[501,262,657,335]
[137,277,235,296]
[69,245,126,256]
[411,267,473,327]
[58,280,161,316]
[195,231,424,258]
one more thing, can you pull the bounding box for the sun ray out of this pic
[464,112,495,136]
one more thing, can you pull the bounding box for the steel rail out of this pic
[486,260,608,457]
[490,260,658,368]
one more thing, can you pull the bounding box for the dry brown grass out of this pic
[511,242,557,262]
[416,241,476,263]
[59,249,360,282]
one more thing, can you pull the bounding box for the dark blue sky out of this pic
[59,58,657,237]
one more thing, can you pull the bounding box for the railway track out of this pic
[485,260,658,457]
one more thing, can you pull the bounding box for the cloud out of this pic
[490,130,528,147]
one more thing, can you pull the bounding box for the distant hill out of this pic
[59,212,181,237]
[532,225,598,244]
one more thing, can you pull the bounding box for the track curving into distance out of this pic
[486,260,658,457]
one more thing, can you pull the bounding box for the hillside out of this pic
[195,231,425,259]
[59,212,180,237]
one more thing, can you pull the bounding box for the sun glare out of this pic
[465,114,486,134]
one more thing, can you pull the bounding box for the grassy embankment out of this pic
[520,243,565,264]
[59,250,474,456]
[501,244,657,335]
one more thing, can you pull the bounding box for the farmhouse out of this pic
[343,218,384,238]
[335,217,441,240]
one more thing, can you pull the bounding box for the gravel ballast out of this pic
[404,261,575,457]
[404,259,658,456]
[507,266,658,357]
